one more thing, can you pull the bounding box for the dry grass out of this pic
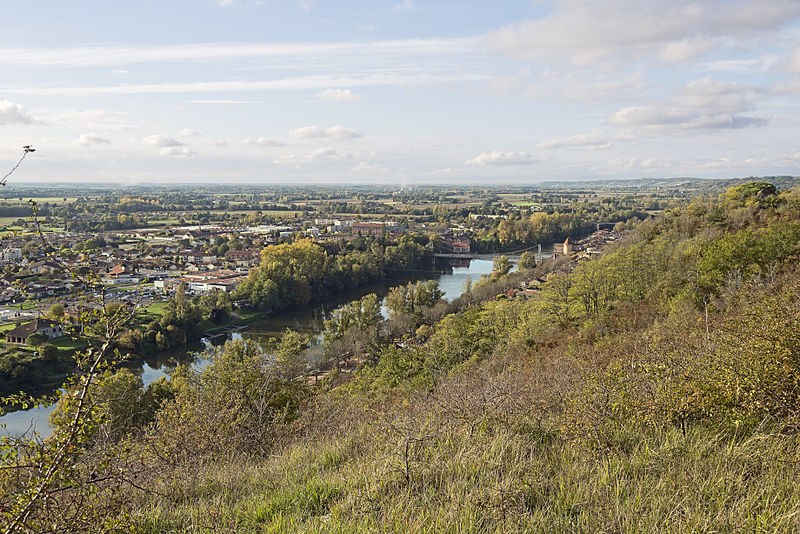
[132,356,800,533]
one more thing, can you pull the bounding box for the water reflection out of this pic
[1,258,502,436]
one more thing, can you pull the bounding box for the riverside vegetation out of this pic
[3,181,800,532]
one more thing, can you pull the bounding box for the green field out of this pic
[52,336,89,353]
[5,302,39,311]
[0,197,78,204]
[142,301,168,317]
[0,322,19,334]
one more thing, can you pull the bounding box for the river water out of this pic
[0,258,510,436]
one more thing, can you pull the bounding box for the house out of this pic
[5,319,64,344]
[225,249,260,268]
[351,222,386,236]
[29,260,61,275]
[449,239,471,254]
[108,264,136,278]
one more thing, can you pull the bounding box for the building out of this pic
[351,222,386,236]
[225,249,260,268]
[180,270,246,294]
[1,247,22,262]
[5,319,64,344]
[29,260,61,275]
[562,237,574,255]
[450,239,471,254]
[108,264,136,278]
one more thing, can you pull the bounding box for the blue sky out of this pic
[2,0,800,184]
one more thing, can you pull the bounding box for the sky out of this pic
[1,0,800,185]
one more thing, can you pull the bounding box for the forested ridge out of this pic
[4,182,800,532]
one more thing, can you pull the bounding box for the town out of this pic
[0,182,659,348]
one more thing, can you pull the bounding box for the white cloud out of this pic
[189,99,262,104]
[5,72,489,97]
[787,45,800,73]
[0,100,40,125]
[538,132,613,150]
[465,151,538,166]
[41,108,130,130]
[704,55,778,73]
[178,128,202,137]
[393,0,419,12]
[273,147,352,164]
[142,134,185,147]
[487,0,800,67]
[0,38,481,68]
[658,39,712,63]
[160,146,196,157]
[352,161,386,173]
[73,133,111,147]
[484,69,530,97]
[525,71,652,103]
[696,158,732,170]
[356,24,376,32]
[607,76,769,131]
[315,88,363,102]
[308,147,342,159]
[640,158,677,170]
[244,137,285,147]
[295,0,315,11]
[429,167,459,175]
[288,125,361,141]
[288,126,323,139]
[325,125,362,140]
[772,78,800,94]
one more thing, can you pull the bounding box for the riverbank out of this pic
[1,258,508,436]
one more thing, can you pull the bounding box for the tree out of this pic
[491,255,512,279]
[274,329,310,379]
[323,293,382,343]
[46,303,64,321]
[38,344,58,361]
[385,280,443,321]
[1,165,143,532]
[724,181,777,206]
[518,251,537,270]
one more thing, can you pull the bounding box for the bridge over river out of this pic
[434,243,550,260]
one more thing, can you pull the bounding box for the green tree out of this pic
[518,251,537,270]
[38,343,58,361]
[274,329,310,378]
[46,303,64,321]
[385,280,443,321]
[491,255,512,279]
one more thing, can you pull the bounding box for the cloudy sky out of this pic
[2,0,800,184]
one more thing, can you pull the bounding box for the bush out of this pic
[26,333,47,347]
[39,343,58,361]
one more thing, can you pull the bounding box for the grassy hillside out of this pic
[4,182,800,533]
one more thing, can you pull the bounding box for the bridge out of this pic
[433,243,550,261]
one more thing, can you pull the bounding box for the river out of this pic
[0,257,518,437]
